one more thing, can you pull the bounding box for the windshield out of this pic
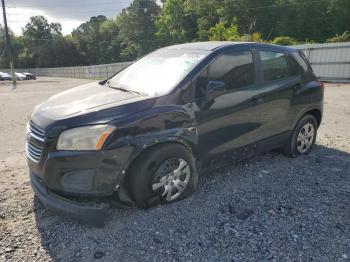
[108,48,209,96]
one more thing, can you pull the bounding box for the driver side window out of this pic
[209,50,255,91]
[192,50,255,99]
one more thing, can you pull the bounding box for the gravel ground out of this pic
[0,78,349,262]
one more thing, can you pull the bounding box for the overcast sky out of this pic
[4,0,137,35]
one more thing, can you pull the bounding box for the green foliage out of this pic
[71,15,109,65]
[155,0,196,45]
[189,0,225,40]
[1,0,349,69]
[117,0,161,60]
[208,23,240,41]
[272,36,298,46]
[326,31,350,43]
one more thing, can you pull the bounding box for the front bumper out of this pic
[30,173,108,226]
[27,134,134,196]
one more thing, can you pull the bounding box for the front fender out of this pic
[130,127,198,154]
[105,127,199,191]
[104,104,199,184]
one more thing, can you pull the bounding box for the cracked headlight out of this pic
[57,125,116,151]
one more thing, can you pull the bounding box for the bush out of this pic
[208,23,240,41]
[272,36,297,46]
[326,31,350,43]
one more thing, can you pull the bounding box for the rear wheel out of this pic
[283,114,318,158]
[127,143,198,208]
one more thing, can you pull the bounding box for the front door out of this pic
[193,48,265,157]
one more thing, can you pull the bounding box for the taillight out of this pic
[317,81,325,92]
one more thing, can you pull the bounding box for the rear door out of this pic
[252,49,302,142]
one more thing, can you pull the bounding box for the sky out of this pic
[4,0,136,35]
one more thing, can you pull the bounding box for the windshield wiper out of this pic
[106,81,142,95]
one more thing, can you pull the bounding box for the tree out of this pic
[156,0,197,46]
[0,25,22,68]
[18,16,84,68]
[117,0,161,60]
[4,0,350,69]
[208,23,240,41]
[19,16,65,67]
[187,0,225,40]
[71,15,109,65]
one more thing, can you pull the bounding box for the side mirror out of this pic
[205,80,226,101]
[98,79,108,85]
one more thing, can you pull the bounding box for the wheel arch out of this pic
[292,106,322,130]
[121,135,199,186]
[305,108,322,127]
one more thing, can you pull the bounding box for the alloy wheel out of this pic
[296,123,315,153]
[152,158,191,202]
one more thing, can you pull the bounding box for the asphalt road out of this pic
[0,78,349,261]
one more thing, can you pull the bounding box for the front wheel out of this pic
[283,114,318,158]
[127,143,198,208]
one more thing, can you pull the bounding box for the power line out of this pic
[11,15,336,42]
[7,13,335,26]
[3,0,332,24]
[6,0,325,11]
[4,0,330,20]
[6,0,134,8]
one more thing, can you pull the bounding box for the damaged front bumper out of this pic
[30,173,108,227]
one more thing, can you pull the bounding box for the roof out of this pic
[167,41,297,53]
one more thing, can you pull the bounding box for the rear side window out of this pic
[295,52,310,72]
[208,50,255,90]
[259,51,298,81]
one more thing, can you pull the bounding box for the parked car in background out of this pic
[23,72,37,80]
[0,72,12,81]
[15,72,27,80]
[26,42,323,225]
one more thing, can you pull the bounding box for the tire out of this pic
[127,143,198,208]
[283,114,318,158]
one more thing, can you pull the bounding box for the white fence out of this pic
[15,62,131,80]
[6,42,350,82]
[292,42,350,82]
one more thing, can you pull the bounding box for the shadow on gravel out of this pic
[33,144,350,261]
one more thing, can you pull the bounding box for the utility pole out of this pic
[1,0,16,89]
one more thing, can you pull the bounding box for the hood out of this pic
[33,82,151,120]
[31,82,156,136]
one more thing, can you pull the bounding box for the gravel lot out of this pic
[0,78,349,261]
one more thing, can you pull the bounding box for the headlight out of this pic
[57,125,116,151]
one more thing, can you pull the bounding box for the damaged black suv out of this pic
[27,42,323,225]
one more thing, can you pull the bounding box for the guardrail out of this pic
[4,42,350,82]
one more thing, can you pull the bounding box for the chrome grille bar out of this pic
[26,121,46,162]
[29,121,45,138]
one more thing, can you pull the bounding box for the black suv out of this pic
[27,42,323,225]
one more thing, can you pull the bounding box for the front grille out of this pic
[26,121,46,162]
[28,121,46,141]
[26,142,43,162]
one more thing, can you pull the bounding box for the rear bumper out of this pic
[30,173,108,226]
